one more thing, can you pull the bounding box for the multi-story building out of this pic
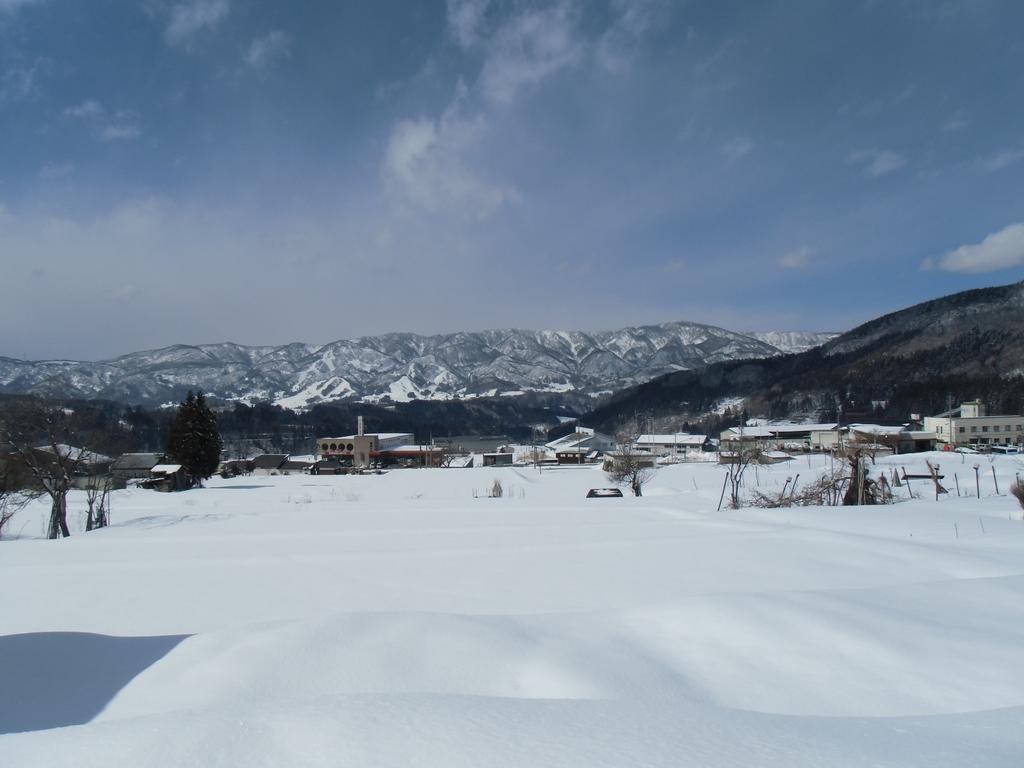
[923,400,1024,448]
[316,418,442,468]
[633,433,711,459]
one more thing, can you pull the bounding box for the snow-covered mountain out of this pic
[0,323,831,409]
[743,331,838,354]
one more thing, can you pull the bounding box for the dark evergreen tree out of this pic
[166,390,222,486]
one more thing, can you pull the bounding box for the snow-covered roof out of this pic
[112,452,162,470]
[847,424,905,435]
[327,433,414,441]
[847,424,936,440]
[251,454,288,469]
[724,423,837,438]
[35,444,111,465]
[151,464,183,474]
[636,434,707,446]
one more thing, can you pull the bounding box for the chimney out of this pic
[357,415,364,437]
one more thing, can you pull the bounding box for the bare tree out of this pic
[83,470,113,531]
[841,451,892,506]
[0,459,35,539]
[2,400,88,539]
[1010,479,1024,513]
[721,445,760,509]
[605,426,656,497]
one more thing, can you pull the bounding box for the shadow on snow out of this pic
[0,631,188,734]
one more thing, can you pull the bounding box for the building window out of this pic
[958,427,965,433]
[993,425,1000,432]
[971,426,977,433]
[982,426,989,432]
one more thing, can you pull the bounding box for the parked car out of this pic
[954,446,980,454]
[586,488,624,498]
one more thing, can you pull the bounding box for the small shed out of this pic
[279,459,314,475]
[251,454,288,475]
[111,453,163,484]
[146,464,189,492]
[482,452,513,467]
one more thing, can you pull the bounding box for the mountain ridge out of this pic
[0,323,836,409]
[587,280,1024,430]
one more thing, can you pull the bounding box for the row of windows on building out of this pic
[937,425,1023,434]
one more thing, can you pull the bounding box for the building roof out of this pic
[724,423,838,438]
[151,464,183,474]
[636,434,707,446]
[34,444,111,465]
[251,454,288,469]
[546,430,613,450]
[323,433,413,441]
[111,452,162,471]
[847,424,906,436]
[280,460,313,471]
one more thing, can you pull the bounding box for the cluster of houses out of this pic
[719,400,1024,459]
[5,401,1019,496]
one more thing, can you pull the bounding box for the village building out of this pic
[633,433,711,459]
[845,424,936,454]
[481,452,514,467]
[317,418,443,468]
[250,454,289,475]
[145,463,190,492]
[545,427,616,465]
[720,423,839,452]
[923,400,1024,449]
[110,453,163,485]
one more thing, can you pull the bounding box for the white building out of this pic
[720,423,839,451]
[923,400,1024,448]
[633,433,710,459]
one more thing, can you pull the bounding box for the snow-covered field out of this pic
[3,453,1024,766]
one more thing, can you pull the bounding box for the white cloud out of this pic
[596,0,668,73]
[0,0,43,11]
[380,2,587,219]
[848,148,907,178]
[478,2,583,104]
[978,148,1024,172]
[447,0,490,49]
[245,30,291,69]
[0,59,46,103]
[926,223,1024,273]
[166,0,230,48]
[942,111,968,132]
[63,99,141,141]
[100,111,142,141]
[722,137,753,163]
[38,161,75,179]
[64,99,104,118]
[779,246,812,269]
[383,92,519,219]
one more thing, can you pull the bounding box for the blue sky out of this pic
[1,0,1023,360]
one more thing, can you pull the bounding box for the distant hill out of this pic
[0,322,832,409]
[588,280,1024,430]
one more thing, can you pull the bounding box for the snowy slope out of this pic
[743,331,838,353]
[0,322,827,408]
[2,454,1024,766]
